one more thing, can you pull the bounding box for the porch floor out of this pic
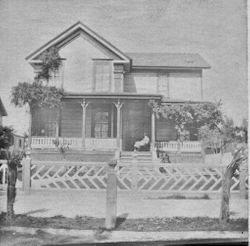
[31,149,115,162]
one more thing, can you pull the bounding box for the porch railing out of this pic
[155,141,202,153]
[85,138,118,150]
[31,137,82,149]
[31,137,119,150]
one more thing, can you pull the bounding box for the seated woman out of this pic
[134,133,150,151]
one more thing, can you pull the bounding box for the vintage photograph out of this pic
[0,0,248,245]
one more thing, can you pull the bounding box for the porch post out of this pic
[81,99,89,149]
[114,99,123,151]
[151,110,156,152]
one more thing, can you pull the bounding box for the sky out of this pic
[0,0,248,134]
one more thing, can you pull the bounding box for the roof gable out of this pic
[26,21,131,63]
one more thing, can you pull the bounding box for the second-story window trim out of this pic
[92,59,112,92]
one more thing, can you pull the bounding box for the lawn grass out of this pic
[0,213,247,232]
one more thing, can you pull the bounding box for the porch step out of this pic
[120,151,153,164]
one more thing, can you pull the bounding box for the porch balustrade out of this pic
[85,138,119,150]
[155,141,202,153]
[31,137,119,150]
[31,137,82,149]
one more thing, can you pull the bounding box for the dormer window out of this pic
[93,60,112,92]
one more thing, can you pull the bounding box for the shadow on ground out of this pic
[23,208,49,216]
[115,213,129,229]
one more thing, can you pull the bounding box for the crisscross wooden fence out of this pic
[30,161,107,190]
[22,158,248,197]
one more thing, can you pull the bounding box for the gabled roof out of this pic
[26,22,210,70]
[0,97,7,116]
[26,21,131,63]
[126,53,210,69]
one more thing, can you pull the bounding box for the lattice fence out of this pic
[30,161,247,195]
[116,163,242,193]
[31,161,107,190]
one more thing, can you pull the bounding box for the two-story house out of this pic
[26,22,210,156]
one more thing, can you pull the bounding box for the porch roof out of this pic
[161,98,210,104]
[63,93,162,100]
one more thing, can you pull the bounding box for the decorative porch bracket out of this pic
[114,99,124,151]
[81,99,89,149]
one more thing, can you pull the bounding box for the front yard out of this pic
[0,213,247,232]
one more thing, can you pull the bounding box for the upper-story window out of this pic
[50,61,65,88]
[93,60,112,92]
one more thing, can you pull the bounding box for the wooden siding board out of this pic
[122,101,151,151]
[124,72,158,93]
[32,108,58,137]
[61,102,82,137]
[156,118,177,141]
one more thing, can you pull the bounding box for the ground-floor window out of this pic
[90,104,117,138]
[93,111,109,138]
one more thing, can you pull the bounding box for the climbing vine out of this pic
[36,46,62,82]
[11,46,64,110]
[11,81,63,112]
[149,100,224,140]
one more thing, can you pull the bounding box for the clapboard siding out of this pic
[156,118,177,141]
[61,102,82,137]
[124,72,158,93]
[123,71,202,100]
[122,101,151,151]
[32,107,58,136]
[60,34,117,94]
[168,72,201,100]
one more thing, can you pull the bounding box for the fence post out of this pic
[201,141,205,163]
[115,149,120,162]
[22,148,31,193]
[131,151,138,192]
[105,159,118,230]
[152,147,157,161]
[1,161,8,188]
[239,161,248,199]
[220,166,232,223]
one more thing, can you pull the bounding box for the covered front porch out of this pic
[30,94,202,154]
[30,94,160,151]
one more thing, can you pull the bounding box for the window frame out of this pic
[92,60,112,92]
[91,106,112,138]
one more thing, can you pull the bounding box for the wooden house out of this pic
[26,22,210,157]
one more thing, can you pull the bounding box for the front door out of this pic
[122,101,151,151]
[91,104,112,138]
